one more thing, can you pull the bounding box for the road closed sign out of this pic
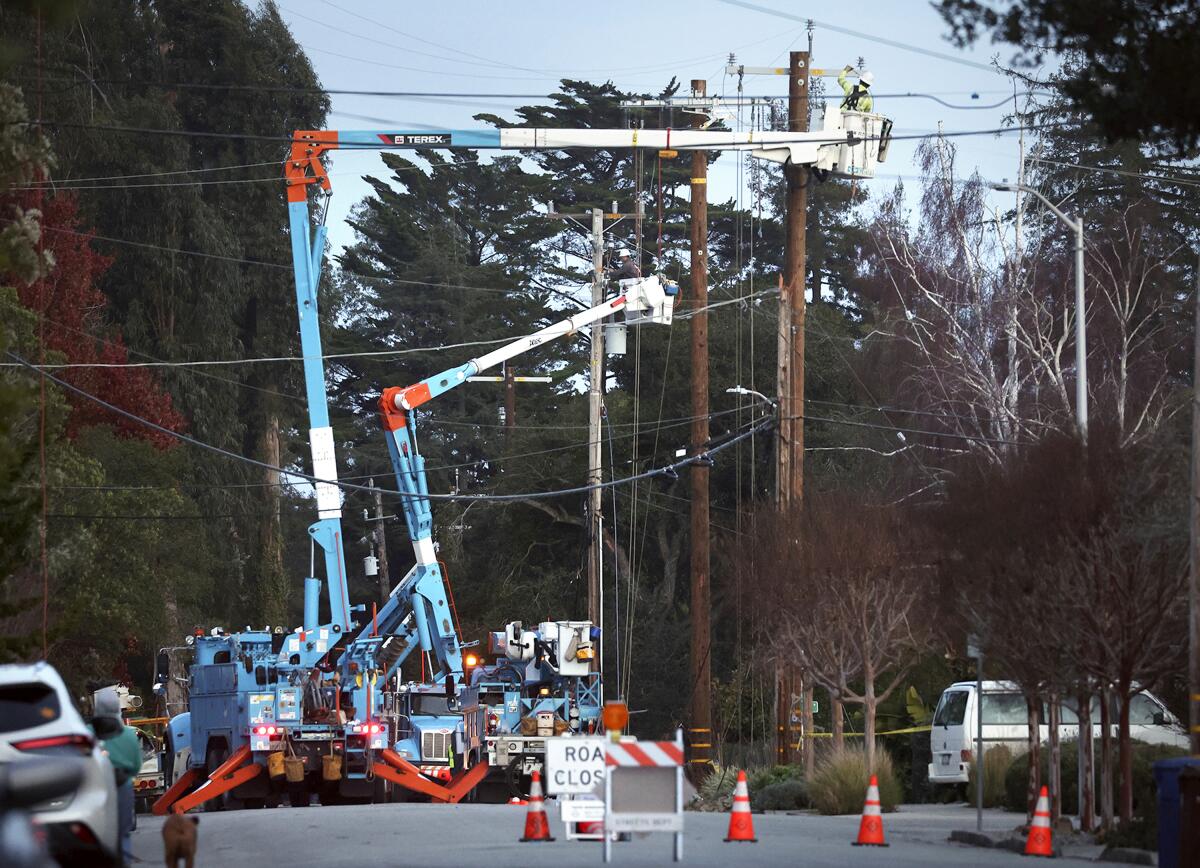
[545,737,605,795]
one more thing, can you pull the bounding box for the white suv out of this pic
[0,662,120,865]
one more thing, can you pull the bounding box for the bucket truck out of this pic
[154,102,891,814]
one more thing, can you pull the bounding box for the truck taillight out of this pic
[253,725,279,736]
[487,713,499,734]
[961,749,974,763]
[352,722,383,734]
[12,734,95,756]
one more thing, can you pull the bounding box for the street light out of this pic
[726,385,776,410]
[991,182,1088,441]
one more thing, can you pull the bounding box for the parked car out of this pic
[0,663,120,865]
[928,680,1187,786]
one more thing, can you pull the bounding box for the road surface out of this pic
[131,802,1098,867]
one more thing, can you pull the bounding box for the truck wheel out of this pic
[287,785,311,808]
[372,776,389,804]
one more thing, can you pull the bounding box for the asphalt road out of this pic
[131,802,1100,867]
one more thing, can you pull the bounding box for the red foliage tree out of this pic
[10,192,185,447]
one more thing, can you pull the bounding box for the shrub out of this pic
[748,764,803,794]
[752,780,808,811]
[1001,737,1186,842]
[697,764,737,809]
[697,764,805,811]
[808,747,902,815]
[1003,741,1080,814]
[967,744,1012,808]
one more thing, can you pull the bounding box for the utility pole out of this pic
[688,78,713,778]
[503,362,516,439]
[545,203,639,662]
[588,207,605,642]
[774,49,812,771]
[1191,257,1200,757]
[369,478,390,603]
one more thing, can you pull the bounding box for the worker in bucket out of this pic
[92,687,140,866]
[838,65,874,112]
[605,247,641,282]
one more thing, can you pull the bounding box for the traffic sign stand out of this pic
[603,729,684,863]
[545,736,608,842]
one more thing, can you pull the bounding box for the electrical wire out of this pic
[715,0,999,74]
[5,349,774,502]
[21,73,1043,106]
[10,117,1078,149]
[18,160,282,186]
[1026,156,1200,188]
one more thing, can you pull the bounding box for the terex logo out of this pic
[377,133,452,146]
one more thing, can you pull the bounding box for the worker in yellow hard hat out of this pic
[838,65,874,113]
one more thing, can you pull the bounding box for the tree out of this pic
[936,0,1200,155]
[745,494,934,771]
[10,191,185,445]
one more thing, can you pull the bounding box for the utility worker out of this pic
[302,667,327,722]
[605,248,641,282]
[838,65,874,113]
[93,687,140,867]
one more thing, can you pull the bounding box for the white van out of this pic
[928,680,1187,786]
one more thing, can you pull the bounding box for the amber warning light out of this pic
[602,701,629,734]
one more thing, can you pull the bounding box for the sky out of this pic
[275,0,1048,253]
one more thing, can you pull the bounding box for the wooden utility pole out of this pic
[688,78,713,777]
[545,203,639,650]
[775,50,813,772]
[503,362,516,439]
[588,207,605,639]
[1191,257,1200,757]
[369,478,390,603]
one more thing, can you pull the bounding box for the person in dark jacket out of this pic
[93,687,140,867]
[605,248,641,281]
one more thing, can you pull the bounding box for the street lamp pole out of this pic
[992,183,1088,441]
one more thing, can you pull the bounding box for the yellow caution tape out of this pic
[804,724,933,740]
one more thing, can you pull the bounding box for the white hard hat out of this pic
[860,70,874,87]
[616,248,631,258]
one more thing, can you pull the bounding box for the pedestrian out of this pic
[838,65,874,113]
[93,686,141,867]
[605,248,641,282]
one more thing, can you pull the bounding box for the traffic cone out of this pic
[518,770,555,842]
[723,770,757,842]
[852,774,888,847]
[1024,786,1054,857]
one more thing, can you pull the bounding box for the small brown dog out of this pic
[162,813,199,868]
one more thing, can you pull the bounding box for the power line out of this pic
[11,117,1075,149]
[715,0,1000,74]
[5,349,773,502]
[1026,156,1200,189]
[18,159,281,186]
[22,73,1041,106]
[791,411,1026,446]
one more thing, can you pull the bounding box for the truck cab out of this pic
[388,682,484,783]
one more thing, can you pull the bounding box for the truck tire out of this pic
[287,785,311,808]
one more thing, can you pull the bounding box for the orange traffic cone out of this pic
[519,770,555,842]
[724,769,758,842]
[852,774,888,847]
[1024,786,1054,857]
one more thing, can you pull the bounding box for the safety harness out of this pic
[841,85,870,111]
